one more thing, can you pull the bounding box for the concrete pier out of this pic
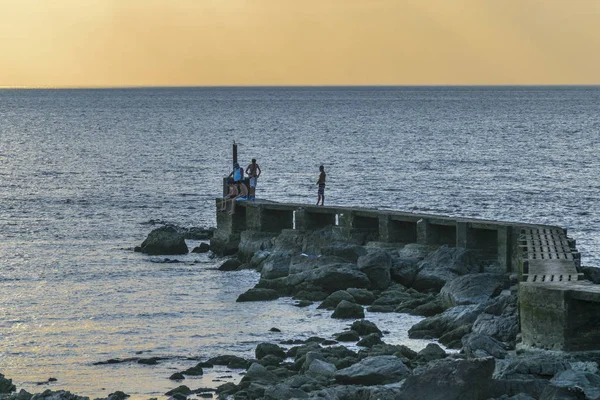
[212,198,599,351]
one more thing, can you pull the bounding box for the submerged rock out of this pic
[332,300,364,319]
[236,288,279,302]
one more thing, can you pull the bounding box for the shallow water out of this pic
[0,87,598,397]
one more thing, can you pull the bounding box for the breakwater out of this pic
[212,199,600,352]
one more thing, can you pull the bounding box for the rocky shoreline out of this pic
[3,224,600,400]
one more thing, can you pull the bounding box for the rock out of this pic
[351,320,382,336]
[30,390,89,400]
[269,327,281,332]
[249,250,271,269]
[256,343,287,360]
[410,298,445,317]
[206,355,250,369]
[412,246,482,292]
[138,225,188,255]
[346,288,376,305]
[357,251,392,290]
[368,284,413,311]
[462,333,508,359]
[408,304,485,339]
[191,243,210,253]
[438,324,472,349]
[335,355,410,385]
[261,254,292,279]
[240,363,279,385]
[181,363,203,376]
[263,384,309,400]
[165,386,192,396]
[209,229,240,256]
[307,262,371,293]
[257,354,283,367]
[0,374,16,394]
[580,266,600,284]
[471,313,519,344]
[549,369,600,400]
[356,333,383,348]
[332,300,365,319]
[334,330,360,342]
[440,273,509,308]
[397,357,495,400]
[294,300,313,307]
[138,357,162,365]
[413,343,447,364]
[169,373,185,380]
[8,389,33,400]
[236,288,279,302]
[390,255,420,287]
[321,244,368,263]
[306,359,337,378]
[106,392,129,400]
[218,258,241,271]
[237,231,275,262]
[317,290,356,310]
[184,227,214,240]
[494,353,570,381]
[357,343,418,361]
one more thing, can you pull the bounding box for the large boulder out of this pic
[305,262,371,293]
[347,288,377,305]
[357,251,392,290]
[236,288,280,302]
[306,359,337,378]
[471,313,519,344]
[218,258,242,271]
[494,353,570,381]
[412,246,482,292]
[318,290,356,310]
[332,300,365,319]
[0,374,16,394]
[263,384,309,400]
[462,333,508,359]
[549,369,600,400]
[334,355,410,385]
[137,225,188,255]
[237,231,275,262]
[260,254,292,279]
[255,343,287,360]
[440,273,509,308]
[351,320,382,336]
[396,357,495,400]
[408,304,485,339]
[321,244,368,263]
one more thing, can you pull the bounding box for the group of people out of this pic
[219,160,327,214]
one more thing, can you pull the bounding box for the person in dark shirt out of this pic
[316,165,326,206]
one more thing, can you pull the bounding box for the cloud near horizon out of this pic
[1,0,599,87]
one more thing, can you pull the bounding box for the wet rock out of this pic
[462,333,508,359]
[472,313,519,344]
[184,227,214,240]
[321,244,367,263]
[346,288,376,305]
[390,255,420,287]
[413,343,447,364]
[438,324,472,349]
[256,343,287,360]
[181,363,203,376]
[440,273,509,308]
[249,250,271,269]
[494,353,570,381]
[236,288,279,302]
[306,359,337,378]
[257,354,284,367]
[397,357,495,400]
[218,258,241,271]
[334,330,360,342]
[206,355,250,369]
[269,327,281,332]
[307,262,371,293]
[191,243,210,253]
[580,266,600,284]
[356,333,383,348]
[549,369,600,400]
[408,304,485,339]
[169,373,185,380]
[263,384,309,399]
[165,386,192,396]
[30,390,89,400]
[0,374,16,394]
[317,290,356,310]
[358,343,418,361]
[351,320,382,336]
[137,357,163,365]
[4,389,33,400]
[335,355,410,385]
[331,300,364,319]
[357,250,392,290]
[240,363,280,386]
[260,254,292,279]
[412,246,482,292]
[294,300,313,307]
[138,225,188,255]
[106,392,129,400]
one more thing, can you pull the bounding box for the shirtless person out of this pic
[245,158,261,201]
[316,165,326,206]
[229,181,249,215]
[219,179,238,212]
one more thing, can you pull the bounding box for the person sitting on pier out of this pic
[245,158,261,201]
[316,165,326,206]
[229,181,249,215]
[219,179,238,212]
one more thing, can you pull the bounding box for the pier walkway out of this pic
[213,198,600,351]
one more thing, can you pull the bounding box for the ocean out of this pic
[1,86,599,397]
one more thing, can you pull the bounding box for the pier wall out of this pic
[212,199,600,351]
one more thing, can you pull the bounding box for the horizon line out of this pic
[2,83,600,90]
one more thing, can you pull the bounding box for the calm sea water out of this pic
[1,87,599,397]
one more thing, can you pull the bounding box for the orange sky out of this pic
[1,0,599,87]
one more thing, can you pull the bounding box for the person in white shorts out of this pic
[245,158,261,201]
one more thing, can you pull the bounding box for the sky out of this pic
[1,0,599,87]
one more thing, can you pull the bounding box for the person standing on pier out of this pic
[245,158,261,201]
[316,165,326,206]
[228,162,244,184]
